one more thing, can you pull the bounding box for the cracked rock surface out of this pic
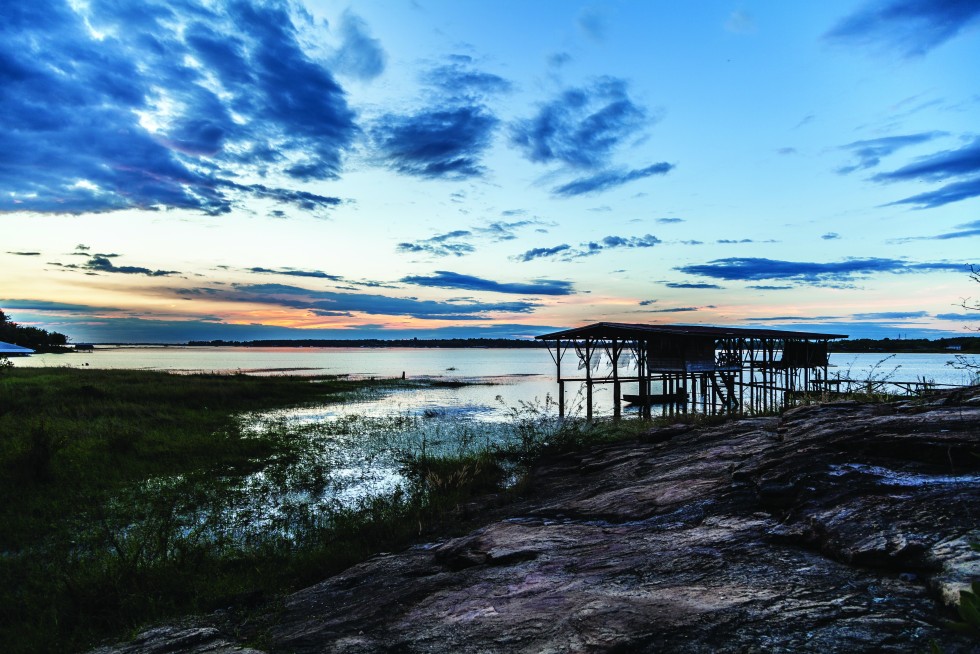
[92,390,980,653]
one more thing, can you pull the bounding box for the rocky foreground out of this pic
[95,390,980,653]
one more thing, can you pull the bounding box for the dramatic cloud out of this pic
[871,137,980,208]
[513,234,661,261]
[836,132,945,173]
[370,56,509,180]
[328,11,386,81]
[248,267,344,281]
[552,163,674,197]
[0,0,358,215]
[512,77,648,170]
[677,257,966,283]
[400,271,574,296]
[825,0,980,56]
[191,283,538,320]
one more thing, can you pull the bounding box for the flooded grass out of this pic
[0,368,655,653]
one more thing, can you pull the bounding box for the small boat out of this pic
[622,391,689,406]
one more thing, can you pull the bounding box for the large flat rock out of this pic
[93,391,980,653]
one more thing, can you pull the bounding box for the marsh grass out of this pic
[0,367,672,653]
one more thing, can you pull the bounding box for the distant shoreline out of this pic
[56,335,980,354]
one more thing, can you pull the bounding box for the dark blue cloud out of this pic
[513,234,661,261]
[400,270,574,296]
[552,163,674,197]
[370,56,510,180]
[677,257,966,283]
[0,0,356,215]
[638,300,658,306]
[825,0,980,56]
[198,282,539,320]
[248,267,344,281]
[371,107,498,179]
[936,312,980,321]
[887,177,980,208]
[328,11,386,81]
[836,132,946,173]
[665,282,723,289]
[717,239,754,244]
[870,137,980,207]
[642,307,701,313]
[511,77,648,170]
[656,217,685,224]
[54,253,178,277]
[822,233,842,240]
[873,137,980,182]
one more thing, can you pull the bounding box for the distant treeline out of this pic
[830,336,980,353]
[187,338,548,349]
[0,309,71,353]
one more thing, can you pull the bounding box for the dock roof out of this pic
[535,322,847,341]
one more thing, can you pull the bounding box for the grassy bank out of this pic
[0,368,415,652]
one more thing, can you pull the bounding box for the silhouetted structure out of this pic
[535,323,847,418]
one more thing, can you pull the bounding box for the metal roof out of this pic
[535,322,847,341]
[0,340,35,354]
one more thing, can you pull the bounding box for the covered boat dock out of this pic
[535,323,847,418]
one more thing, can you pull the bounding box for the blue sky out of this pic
[2,0,979,342]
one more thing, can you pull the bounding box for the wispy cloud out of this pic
[514,234,661,261]
[825,0,980,57]
[512,77,648,170]
[400,270,574,295]
[664,282,723,289]
[0,0,357,215]
[189,282,539,320]
[54,252,178,277]
[872,137,980,208]
[822,232,842,240]
[248,267,344,281]
[397,230,475,257]
[852,310,929,319]
[677,257,966,284]
[836,132,945,173]
[552,163,674,197]
[895,218,980,241]
[328,10,386,81]
[7,251,41,256]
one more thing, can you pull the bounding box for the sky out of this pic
[2,0,980,343]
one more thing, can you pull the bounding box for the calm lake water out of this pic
[13,345,978,421]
